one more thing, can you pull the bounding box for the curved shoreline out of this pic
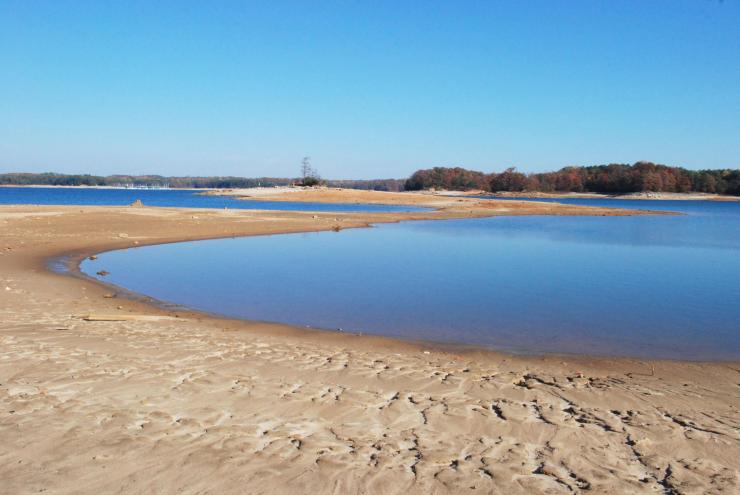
[64,219,734,364]
[51,222,478,359]
[3,198,708,368]
[2,198,738,494]
[41,194,681,362]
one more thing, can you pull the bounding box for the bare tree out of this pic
[300,156,321,186]
[301,156,312,180]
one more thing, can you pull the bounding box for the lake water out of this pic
[0,187,427,213]
[80,199,740,361]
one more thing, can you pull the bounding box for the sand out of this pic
[198,186,476,206]
[202,186,740,202]
[1,192,738,494]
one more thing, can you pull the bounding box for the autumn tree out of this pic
[490,167,528,192]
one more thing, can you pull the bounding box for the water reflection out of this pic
[81,200,740,361]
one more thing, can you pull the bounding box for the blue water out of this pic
[80,200,740,361]
[0,187,428,213]
[480,195,737,214]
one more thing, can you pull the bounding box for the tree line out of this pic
[0,172,407,191]
[4,162,738,195]
[0,172,295,188]
[404,162,740,196]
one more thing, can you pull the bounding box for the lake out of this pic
[80,199,740,361]
[0,187,428,213]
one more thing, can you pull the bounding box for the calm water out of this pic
[80,200,740,361]
[0,187,427,213]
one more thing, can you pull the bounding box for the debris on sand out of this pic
[80,314,181,322]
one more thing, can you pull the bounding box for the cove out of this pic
[81,200,740,361]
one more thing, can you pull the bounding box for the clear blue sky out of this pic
[1,1,738,179]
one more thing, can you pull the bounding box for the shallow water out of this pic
[0,186,428,213]
[81,200,740,361]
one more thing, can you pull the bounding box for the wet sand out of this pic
[1,193,737,494]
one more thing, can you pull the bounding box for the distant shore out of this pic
[198,186,740,203]
[5,183,740,202]
[1,189,737,494]
[472,190,740,201]
[0,184,202,191]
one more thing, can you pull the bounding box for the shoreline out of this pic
[9,197,671,367]
[46,209,619,364]
[2,194,738,493]
[471,190,740,202]
[196,186,740,203]
[6,184,738,202]
[65,224,734,365]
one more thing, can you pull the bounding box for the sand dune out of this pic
[0,195,737,494]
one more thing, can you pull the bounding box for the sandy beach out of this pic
[200,187,740,203]
[1,192,738,494]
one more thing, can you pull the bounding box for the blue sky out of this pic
[1,1,738,179]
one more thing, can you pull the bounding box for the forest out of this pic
[404,162,740,196]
